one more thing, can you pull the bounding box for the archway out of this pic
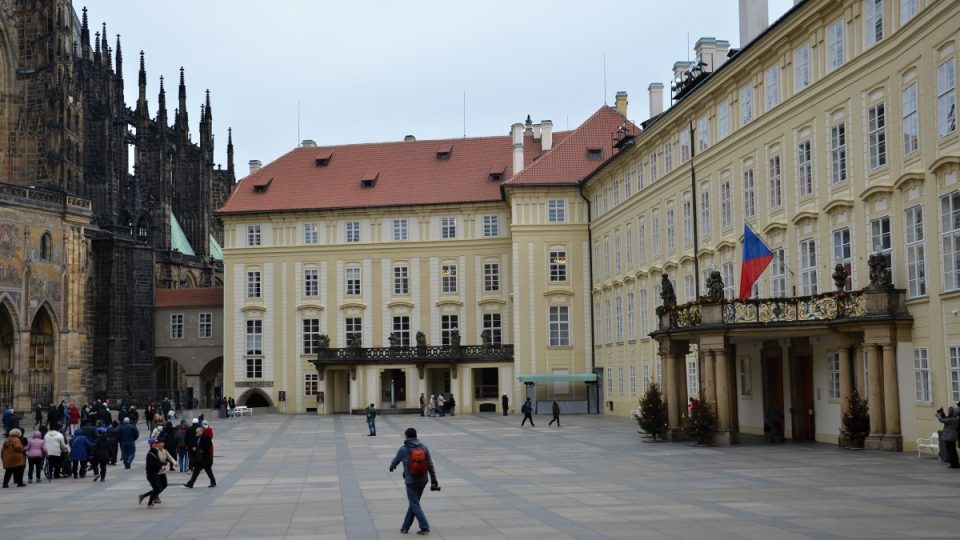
[239,388,273,408]
[29,307,56,407]
[0,300,16,406]
[199,356,223,409]
[154,356,186,411]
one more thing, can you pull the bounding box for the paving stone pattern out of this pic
[0,412,956,539]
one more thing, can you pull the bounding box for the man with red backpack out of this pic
[389,427,440,535]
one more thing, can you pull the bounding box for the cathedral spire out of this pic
[115,35,123,79]
[102,24,111,69]
[227,127,235,175]
[178,67,188,131]
[93,31,101,64]
[204,89,212,122]
[80,7,90,59]
[137,51,148,115]
[158,75,167,121]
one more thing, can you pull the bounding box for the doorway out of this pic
[789,339,815,441]
[761,341,784,442]
[380,368,406,408]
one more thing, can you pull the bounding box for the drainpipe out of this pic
[579,181,598,413]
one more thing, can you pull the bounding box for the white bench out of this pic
[233,406,253,417]
[917,431,939,459]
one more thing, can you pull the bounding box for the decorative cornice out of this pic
[763,221,788,235]
[930,154,960,175]
[791,210,819,225]
[859,183,894,201]
[893,171,925,191]
[296,303,324,312]
[822,198,854,214]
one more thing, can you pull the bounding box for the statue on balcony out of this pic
[481,329,492,347]
[833,263,849,291]
[315,334,330,349]
[347,333,362,348]
[660,274,677,306]
[416,331,426,348]
[704,271,724,302]
[450,330,461,348]
[868,254,892,289]
[388,332,401,348]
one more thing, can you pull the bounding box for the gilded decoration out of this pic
[667,290,870,330]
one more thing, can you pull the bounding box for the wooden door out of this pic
[761,343,784,441]
[790,355,815,441]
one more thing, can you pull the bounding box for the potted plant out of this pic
[636,382,668,441]
[683,394,716,445]
[840,389,870,449]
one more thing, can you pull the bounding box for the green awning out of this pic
[170,212,196,256]
[209,235,223,260]
[518,373,598,383]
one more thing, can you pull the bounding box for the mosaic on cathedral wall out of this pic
[0,209,66,322]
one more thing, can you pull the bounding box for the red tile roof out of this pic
[218,106,633,215]
[155,288,224,309]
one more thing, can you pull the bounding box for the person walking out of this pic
[33,405,43,429]
[2,428,26,487]
[24,430,46,483]
[69,427,93,478]
[139,439,163,508]
[366,403,378,436]
[428,395,436,417]
[448,394,455,417]
[42,425,67,479]
[389,427,440,535]
[419,393,425,417]
[182,426,216,488]
[935,405,960,468]
[436,394,445,417]
[765,403,784,443]
[117,417,139,469]
[520,397,535,427]
[153,438,176,503]
[175,420,189,472]
[549,400,561,427]
[501,393,509,416]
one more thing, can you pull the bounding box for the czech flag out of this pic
[739,224,774,299]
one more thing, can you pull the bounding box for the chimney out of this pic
[695,37,731,72]
[249,159,261,175]
[301,139,316,148]
[614,91,629,117]
[647,84,664,117]
[511,123,524,175]
[404,134,416,142]
[540,120,553,152]
[739,0,769,47]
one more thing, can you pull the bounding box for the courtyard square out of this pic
[1,412,956,539]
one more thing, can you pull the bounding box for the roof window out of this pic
[252,177,273,193]
[315,151,333,167]
[488,165,506,181]
[360,172,379,188]
[436,144,453,161]
[587,148,603,161]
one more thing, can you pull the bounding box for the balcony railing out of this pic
[312,343,514,366]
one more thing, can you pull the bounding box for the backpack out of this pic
[521,402,530,414]
[408,447,428,476]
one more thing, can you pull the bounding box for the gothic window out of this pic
[40,233,52,261]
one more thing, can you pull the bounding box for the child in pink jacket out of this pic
[25,430,47,483]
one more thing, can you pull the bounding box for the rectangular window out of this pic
[683,194,693,244]
[603,186,609,213]
[942,192,960,292]
[723,263,735,300]
[245,320,263,378]
[613,179,621,206]
[346,267,361,296]
[198,312,212,339]
[625,171,633,198]
[914,347,930,402]
[604,300,612,344]
[798,140,813,197]
[905,205,926,298]
[833,228,853,291]
[772,248,787,297]
[302,318,320,354]
[345,221,360,243]
[664,142,673,173]
[484,263,500,292]
[938,58,957,138]
[768,155,782,208]
[637,160,645,191]
[868,102,887,169]
[247,225,261,246]
[638,218,646,264]
[345,317,362,345]
[304,268,319,297]
[304,373,318,396]
[865,0,884,48]
[630,365,637,395]
[743,168,756,218]
[440,315,458,346]
[607,367,613,394]
[441,217,457,239]
[830,123,847,184]
[700,185,711,237]
[639,289,649,337]
[871,216,893,285]
[687,359,699,399]
[604,236,611,276]
[765,65,780,110]
[680,130,691,162]
[720,180,732,229]
[393,219,408,241]
[800,239,818,295]
[615,296,623,342]
[618,366,625,395]
[393,316,411,347]
[245,357,262,379]
[652,210,661,257]
[902,83,919,156]
[548,199,566,222]
[649,152,658,182]
[900,0,917,24]
[717,101,730,139]
[740,84,753,126]
[549,251,567,282]
[615,234,622,273]
[441,264,458,293]
[170,314,184,340]
[627,292,636,340]
[950,346,960,404]
[594,302,601,342]
[698,115,709,151]
[246,270,261,298]
[684,275,695,302]
[625,224,633,268]
[794,43,811,91]
[394,265,409,295]
[666,205,676,251]
[303,223,319,244]
[827,353,841,400]
[549,306,570,346]
[483,215,499,237]
[482,313,502,345]
[827,19,845,71]
[643,364,651,392]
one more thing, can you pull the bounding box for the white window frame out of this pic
[302,318,320,355]
[638,218,646,264]
[198,312,212,339]
[800,238,818,295]
[743,168,756,218]
[304,373,318,396]
[548,199,566,222]
[682,194,693,244]
[765,65,780,110]
[900,0,917,24]
[441,264,458,294]
[938,58,957,138]
[246,270,261,299]
[794,43,811,91]
[868,102,887,170]
[483,313,502,346]
[393,218,408,241]
[549,306,570,347]
[627,292,636,340]
[615,296,623,342]
[905,205,927,298]
[680,130,691,162]
[394,315,411,347]
[915,347,930,402]
[830,123,847,184]
[902,83,919,156]
[950,345,960,404]
[441,217,457,239]
[346,266,361,296]
[615,233,622,273]
[720,180,732,229]
[698,115,709,151]
[833,228,853,291]
[826,19,845,71]
[604,300,612,344]
[666,204,676,251]
[798,140,813,197]
[768,154,782,208]
[170,314,184,340]
[345,317,363,345]
[630,365,637,395]
[772,248,787,297]
[740,84,753,126]
[865,0,884,48]
[303,223,319,244]
[247,225,261,246]
[482,215,499,237]
[827,353,841,400]
[700,184,711,237]
[717,101,730,139]
[549,250,568,282]
[304,268,319,297]
[664,141,673,173]
[625,224,634,269]
[652,210,661,257]
[639,289,649,337]
[870,216,893,286]
[942,191,960,292]
[345,221,360,243]
[394,265,409,295]
[484,262,500,292]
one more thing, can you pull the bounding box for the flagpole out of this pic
[689,120,700,299]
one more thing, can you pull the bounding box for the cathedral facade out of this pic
[0,1,233,408]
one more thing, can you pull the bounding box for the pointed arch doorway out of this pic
[29,308,55,406]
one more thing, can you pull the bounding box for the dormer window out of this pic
[360,172,379,188]
[587,148,603,161]
[252,177,272,193]
[488,172,503,181]
[315,151,332,167]
[488,165,506,181]
[436,144,453,161]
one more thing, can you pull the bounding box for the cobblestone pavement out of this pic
[0,412,955,539]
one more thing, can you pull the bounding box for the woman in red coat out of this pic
[69,403,80,434]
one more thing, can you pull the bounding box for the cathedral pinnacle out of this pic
[81,7,90,58]
[115,35,123,79]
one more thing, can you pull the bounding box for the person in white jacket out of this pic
[42,427,67,478]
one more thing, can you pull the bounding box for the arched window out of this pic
[40,233,52,261]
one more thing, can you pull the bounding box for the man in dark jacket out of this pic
[935,406,960,468]
[183,426,216,488]
[389,427,439,535]
[116,417,139,469]
[106,421,119,465]
[91,428,111,481]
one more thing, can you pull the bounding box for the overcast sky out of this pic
[81,0,794,179]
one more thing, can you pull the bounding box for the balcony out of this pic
[311,343,514,368]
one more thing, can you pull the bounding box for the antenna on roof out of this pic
[297,99,300,147]
[463,90,466,139]
[603,53,607,105]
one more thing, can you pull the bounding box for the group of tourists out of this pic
[418,393,456,417]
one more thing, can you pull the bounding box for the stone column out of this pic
[838,346,852,416]
[677,353,689,413]
[864,344,884,450]
[349,371,361,412]
[662,350,679,432]
[702,350,716,415]
[881,343,902,450]
[317,376,328,415]
[715,348,732,431]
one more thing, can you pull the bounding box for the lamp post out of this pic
[390,377,396,409]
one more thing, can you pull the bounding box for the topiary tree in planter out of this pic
[637,382,668,441]
[840,389,870,448]
[683,394,716,445]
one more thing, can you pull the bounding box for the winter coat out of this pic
[389,437,438,485]
[117,423,139,444]
[69,404,80,425]
[69,432,94,461]
[145,448,161,478]
[194,434,214,466]
[936,410,960,442]
[1,436,26,468]
[43,430,67,457]
[92,435,111,461]
[25,432,47,459]
[156,448,176,474]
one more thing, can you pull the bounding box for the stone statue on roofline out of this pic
[660,274,677,306]
[832,263,849,291]
[388,332,401,348]
[416,331,426,348]
[348,333,362,348]
[703,270,724,302]
[867,254,892,289]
